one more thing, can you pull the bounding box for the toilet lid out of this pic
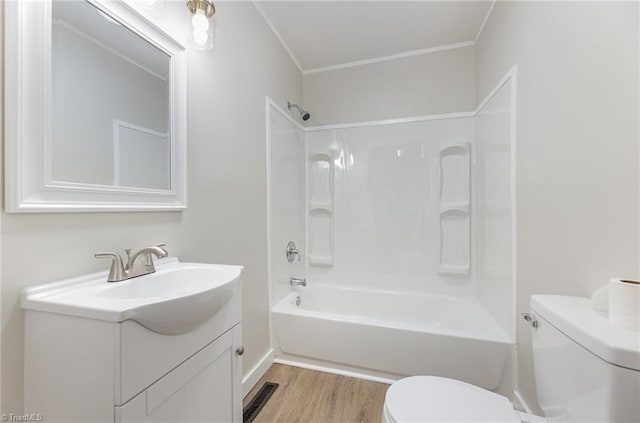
[384,376,521,423]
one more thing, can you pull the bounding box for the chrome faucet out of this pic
[95,243,168,282]
[289,277,307,287]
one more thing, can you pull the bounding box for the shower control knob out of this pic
[286,241,301,263]
[236,346,245,356]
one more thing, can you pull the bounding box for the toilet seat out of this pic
[383,376,524,423]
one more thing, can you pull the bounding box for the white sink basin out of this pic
[22,258,243,335]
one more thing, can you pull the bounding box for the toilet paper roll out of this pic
[609,278,640,332]
[590,284,609,314]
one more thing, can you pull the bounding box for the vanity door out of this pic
[116,325,242,423]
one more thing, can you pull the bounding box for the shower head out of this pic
[287,101,311,121]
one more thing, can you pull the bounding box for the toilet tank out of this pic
[530,295,640,423]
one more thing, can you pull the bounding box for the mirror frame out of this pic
[5,0,187,212]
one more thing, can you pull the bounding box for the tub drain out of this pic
[243,382,279,423]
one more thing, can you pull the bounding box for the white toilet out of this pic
[383,295,640,423]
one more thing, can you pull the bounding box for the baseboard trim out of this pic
[242,348,275,398]
[274,358,395,385]
[513,389,534,414]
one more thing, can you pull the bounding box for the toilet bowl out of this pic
[383,295,640,423]
[382,376,545,423]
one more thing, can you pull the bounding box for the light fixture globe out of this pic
[186,0,215,50]
[192,9,209,31]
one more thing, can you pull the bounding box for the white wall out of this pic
[303,45,476,125]
[475,1,639,412]
[1,1,302,414]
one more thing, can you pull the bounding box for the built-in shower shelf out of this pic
[438,142,471,277]
[438,208,471,277]
[308,255,333,267]
[309,207,332,215]
[308,153,333,211]
[439,204,470,215]
[309,152,332,162]
[309,203,333,212]
[438,143,470,205]
[439,264,471,276]
[308,151,334,267]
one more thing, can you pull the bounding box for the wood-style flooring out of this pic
[243,364,389,423]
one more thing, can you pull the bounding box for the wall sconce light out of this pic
[186,0,215,50]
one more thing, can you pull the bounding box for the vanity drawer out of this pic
[115,291,241,405]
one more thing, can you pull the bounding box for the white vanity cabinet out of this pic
[116,326,242,423]
[22,260,243,423]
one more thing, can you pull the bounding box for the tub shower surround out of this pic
[304,116,474,292]
[267,71,516,396]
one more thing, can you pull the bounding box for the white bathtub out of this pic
[272,286,513,393]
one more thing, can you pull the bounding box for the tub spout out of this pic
[290,277,307,287]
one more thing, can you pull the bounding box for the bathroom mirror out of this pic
[5,0,187,212]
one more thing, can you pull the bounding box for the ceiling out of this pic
[256,1,494,73]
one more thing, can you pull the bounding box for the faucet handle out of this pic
[95,252,118,259]
[95,252,126,282]
[286,241,301,263]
